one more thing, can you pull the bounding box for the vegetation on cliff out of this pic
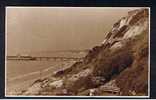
[22,8,149,96]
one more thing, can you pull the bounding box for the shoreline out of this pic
[6,60,76,96]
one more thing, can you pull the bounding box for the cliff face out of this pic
[23,8,149,96]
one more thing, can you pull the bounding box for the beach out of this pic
[6,60,76,95]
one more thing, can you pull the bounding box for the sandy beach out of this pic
[6,60,76,96]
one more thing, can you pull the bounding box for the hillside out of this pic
[22,8,149,96]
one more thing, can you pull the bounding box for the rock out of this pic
[110,42,122,50]
[129,9,148,25]
[102,39,107,44]
[99,80,120,94]
[91,76,106,86]
[49,80,63,88]
[41,79,49,88]
[119,17,128,29]
[129,90,136,95]
[123,24,146,39]
[68,68,92,82]
[23,82,42,95]
[89,88,97,96]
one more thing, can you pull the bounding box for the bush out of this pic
[92,44,133,81]
[115,30,149,95]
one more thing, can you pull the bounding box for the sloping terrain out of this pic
[22,8,149,96]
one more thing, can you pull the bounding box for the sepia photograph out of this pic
[5,7,150,97]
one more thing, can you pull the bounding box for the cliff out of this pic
[22,8,149,96]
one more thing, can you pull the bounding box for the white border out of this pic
[5,7,150,98]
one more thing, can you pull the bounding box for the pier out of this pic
[7,56,84,61]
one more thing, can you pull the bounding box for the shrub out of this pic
[92,44,133,81]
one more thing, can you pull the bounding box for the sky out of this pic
[6,7,139,55]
